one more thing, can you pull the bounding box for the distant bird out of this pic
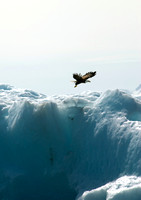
[73,71,96,87]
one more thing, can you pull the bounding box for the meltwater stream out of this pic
[0,84,141,200]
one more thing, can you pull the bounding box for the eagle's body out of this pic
[73,71,96,87]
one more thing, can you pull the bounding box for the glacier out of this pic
[0,84,141,200]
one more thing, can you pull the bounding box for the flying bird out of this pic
[73,71,96,87]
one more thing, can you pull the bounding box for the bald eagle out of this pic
[73,71,96,87]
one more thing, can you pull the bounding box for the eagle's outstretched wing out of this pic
[82,71,96,80]
[73,73,83,81]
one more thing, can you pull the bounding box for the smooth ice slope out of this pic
[0,84,141,200]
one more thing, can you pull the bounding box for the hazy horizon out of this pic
[0,0,141,95]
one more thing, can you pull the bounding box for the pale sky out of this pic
[0,0,141,95]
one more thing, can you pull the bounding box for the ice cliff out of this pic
[0,84,141,200]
